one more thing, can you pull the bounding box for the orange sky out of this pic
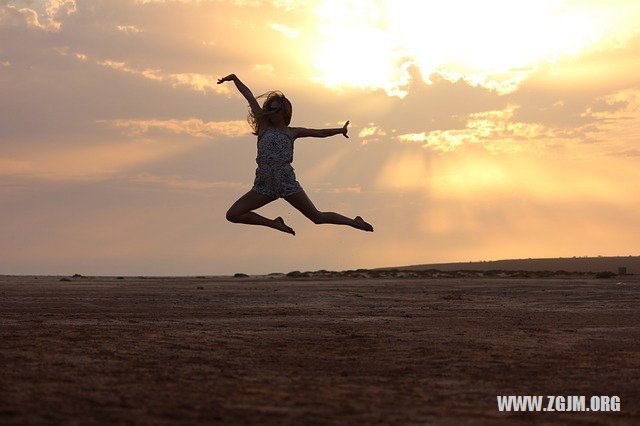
[1,0,639,275]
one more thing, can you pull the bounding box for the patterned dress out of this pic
[251,127,303,198]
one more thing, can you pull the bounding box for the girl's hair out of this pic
[248,91,293,135]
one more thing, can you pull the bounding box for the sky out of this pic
[1,0,639,275]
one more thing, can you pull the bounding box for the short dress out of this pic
[251,127,304,199]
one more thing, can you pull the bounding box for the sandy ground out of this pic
[1,275,639,425]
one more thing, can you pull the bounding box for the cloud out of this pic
[382,67,508,134]
[92,55,229,94]
[253,63,275,77]
[0,4,41,28]
[391,106,549,153]
[271,0,312,10]
[267,22,299,38]
[357,124,386,144]
[116,24,144,34]
[382,37,640,152]
[1,0,76,31]
[310,0,635,97]
[133,0,279,6]
[169,72,230,93]
[330,185,360,194]
[135,0,213,3]
[397,131,466,153]
[100,118,251,139]
[392,100,636,154]
[509,33,640,130]
[134,0,310,9]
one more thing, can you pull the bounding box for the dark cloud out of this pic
[384,66,508,134]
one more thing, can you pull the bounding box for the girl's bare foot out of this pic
[274,217,295,235]
[354,216,373,232]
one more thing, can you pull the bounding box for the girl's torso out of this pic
[256,127,295,166]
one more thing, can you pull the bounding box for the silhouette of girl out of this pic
[217,74,374,235]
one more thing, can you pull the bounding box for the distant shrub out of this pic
[286,271,302,277]
[234,273,249,278]
[595,271,616,279]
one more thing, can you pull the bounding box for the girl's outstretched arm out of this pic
[217,74,261,113]
[292,121,349,139]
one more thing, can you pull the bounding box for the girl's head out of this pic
[248,91,292,135]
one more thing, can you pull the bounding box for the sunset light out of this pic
[313,0,622,94]
[1,0,639,275]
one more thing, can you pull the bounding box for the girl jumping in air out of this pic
[217,74,374,236]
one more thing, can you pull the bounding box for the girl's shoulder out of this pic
[284,126,302,140]
[282,126,296,141]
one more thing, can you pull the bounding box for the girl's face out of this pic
[267,99,282,112]
[267,99,285,124]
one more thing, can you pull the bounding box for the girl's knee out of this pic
[311,211,325,224]
[226,208,239,223]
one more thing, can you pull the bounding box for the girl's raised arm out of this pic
[292,121,349,139]
[217,74,261,114]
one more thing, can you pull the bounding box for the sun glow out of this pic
[312,0,605,95]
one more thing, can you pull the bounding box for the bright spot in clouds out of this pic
[312,0,622,95]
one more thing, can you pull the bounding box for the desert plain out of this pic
[1,272,639,425]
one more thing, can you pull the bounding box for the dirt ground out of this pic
[1,275,639,425]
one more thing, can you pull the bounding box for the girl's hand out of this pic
[217,74,236,84]
[342,120,350,138]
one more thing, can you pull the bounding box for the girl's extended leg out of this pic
[284,190,373,232]
[226,190,295,235]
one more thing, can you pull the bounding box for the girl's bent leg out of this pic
[226,190,294,235]
[284,190,373,231]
